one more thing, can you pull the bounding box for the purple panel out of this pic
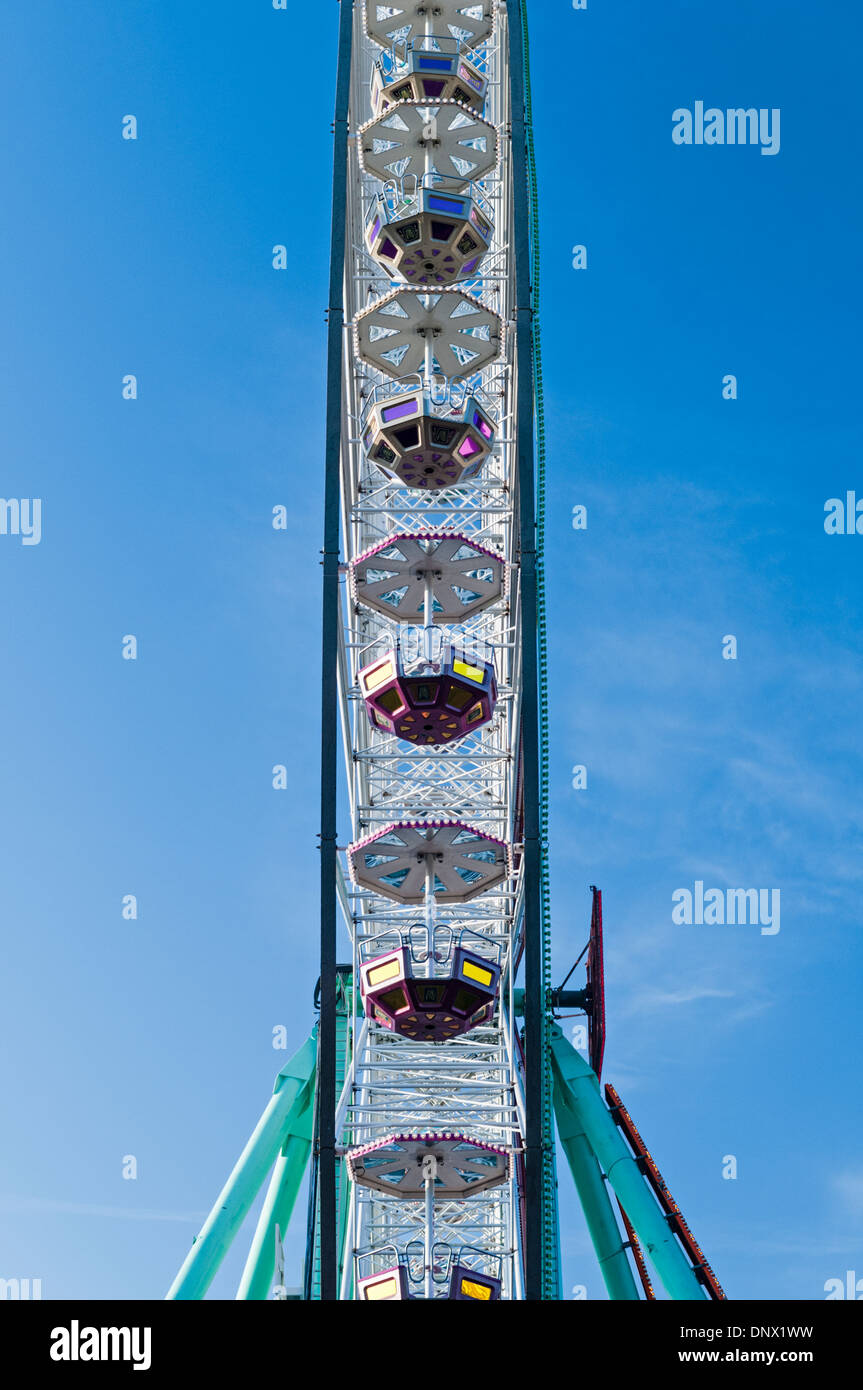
[362,946,499,1040]
[462,257,479,275]
[473,411,493,439]
[458,65,484,92]
[421,79,446,96]
[470,208,491,238]
[379,237,398,259]
[381,399,418,423]
[458,434,482,459]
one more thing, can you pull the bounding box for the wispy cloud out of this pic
[628,985,734,1010]
[832,1170,863,1222]
[0,1194,205,1224]
[710,1231,863,1260]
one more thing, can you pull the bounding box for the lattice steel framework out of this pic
[318,0,545,1300]
[164,0,724,1311]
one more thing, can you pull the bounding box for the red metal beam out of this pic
[605,1083,726,1300]
[587,886,606,1080]
[617,1201,656,1300]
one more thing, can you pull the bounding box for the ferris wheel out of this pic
[165,0,724,1303]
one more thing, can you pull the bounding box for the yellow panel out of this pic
[368,958,401,987]
[445,685,473,711]
[462,960,493,987]
[380,986,409,1012]
[461,1278,492,1300]
[362,659,395,693]
[453,659,484,683]
[365,1276,400,1301]
[378,686,405,715]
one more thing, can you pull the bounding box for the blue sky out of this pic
[0,0,860,1301]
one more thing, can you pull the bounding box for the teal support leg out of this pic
[549,1025,706,1301]
[336,1147,352,1299]
[166,1032,317,1300]
[235,1096,314,1300]
[554,1085,640,1300]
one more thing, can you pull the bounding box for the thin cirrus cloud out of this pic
[626,985,735,1011]
[832,1170,863,1222]
[0,1194,206,1224]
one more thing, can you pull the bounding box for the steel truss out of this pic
[327,0,534,1300]
[164,2,727,1309]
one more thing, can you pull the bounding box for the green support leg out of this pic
[166,1032,317,1300]
[336,1146,351,1299]
[554,1089,640,1301]
[549,1025,706,1301]
[236,1097,314,1300]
